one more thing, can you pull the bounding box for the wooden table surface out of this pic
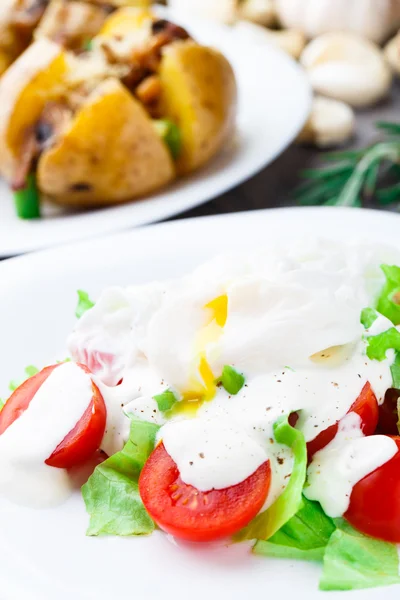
[172,79,400,221]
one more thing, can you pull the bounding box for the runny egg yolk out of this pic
[168,295,228,418]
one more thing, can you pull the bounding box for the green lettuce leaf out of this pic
[153,389,178,412]
[254,497,335,562]
[9,365,39,392]
[366,327,400,361]
[377,265,400,325]
[391,352,400,389]
[221,365,245,395]
[235,415,307,542]
[75,290,95,319]
[320,519,400,591]
[360,307,378,329]
[254,542,325,562]
[82,419,159,536]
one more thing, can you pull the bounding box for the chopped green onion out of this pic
[83,38,93,52]
[153,389,178,412]
[220,365,245,395]
[13,173,40,219]
[153,119,182,160]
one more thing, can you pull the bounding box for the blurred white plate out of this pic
[0,8,311,257]
[0,207,399,600]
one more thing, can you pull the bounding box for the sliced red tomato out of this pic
[307,382,379,458]
[0,363,106,469]
[139,442,271,542]
[345,436,400,543]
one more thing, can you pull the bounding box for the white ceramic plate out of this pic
[0,9,311,257]
[0,207,399,600]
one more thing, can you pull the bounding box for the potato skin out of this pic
[37,78,176,206]
[159,40,237,174]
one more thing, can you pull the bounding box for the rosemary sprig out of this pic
[297,122,400,208]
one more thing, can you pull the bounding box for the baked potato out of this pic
[0,8,237,214]
[159,41,237,174]
[37,78,175,205]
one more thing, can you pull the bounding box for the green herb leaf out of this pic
[360,307,378,329]
[366,327,400,361]
[9,365,39,392]
[153,119,182,160]
[320,519,400,591]
[82,419,159,536]
[153,389,178,412]
[235,414,307,542]
[376,265,400,325]
[76,290,95,319]
[376,121,400,136]
[377,182,400,205]
[254,497,335,562]
[296,134,400,208]
[221,366,245,395]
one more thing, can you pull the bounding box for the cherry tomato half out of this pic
[0,363,106,469]
[345,436,400,543]
[139,442,271,542]
[307,382,378,458]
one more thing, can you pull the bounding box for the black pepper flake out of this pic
[199,452,205,459]
[189,461,193,466]
[277,457,284,465]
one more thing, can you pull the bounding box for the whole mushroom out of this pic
[275,0,400,44]
[301,32,392,107]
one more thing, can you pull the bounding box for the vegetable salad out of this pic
[2,240,400,591]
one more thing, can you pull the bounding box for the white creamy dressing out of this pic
[2,240,399,514]
[305,413,398,516]
[66,240,400,515]
[0,363,94,507]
